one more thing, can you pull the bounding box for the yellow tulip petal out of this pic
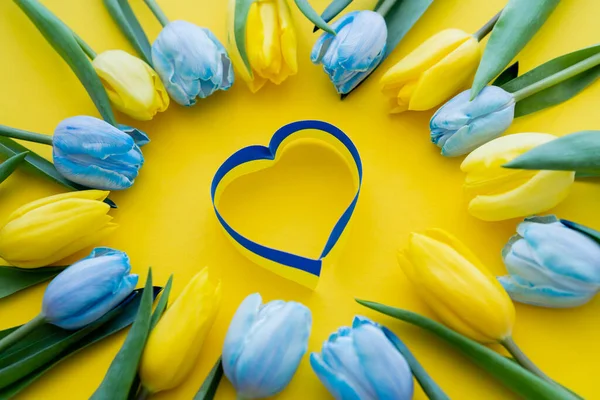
[140,268,222,393]
[6,190,109,223]
[380,29,471,91]
[277,0,297,77]
[468,170,575,221]
[397,80,417,104]
[409,37,481,111]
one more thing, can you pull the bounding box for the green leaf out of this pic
[314,0,353,32]
[492,61,519,86]
[14,0,117,125]
[0,287,162,399]
[0,137,116,208]
[502,45,600,117]
[470,0,560,98]
[0,266,66,300]
[193,358,223,400]
[343,0,433,98]
[149,274,173,330]
[102,0,153,65]
[356,300,580,400]
[91,271,154,400]
[233,0,259,77]
[504,130,600,174]
[293,0,335,34]
[382,327,449,400]
[0,152,27,185]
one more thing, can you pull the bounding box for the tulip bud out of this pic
[53,116,145,191]
[461,133,575,221]
[42,247,138,329]
[430,86,515,157]
[152,20,234,106]
[311,316,414,400]
[92,50,169,121]
[499,216,600,308]
[381,29,481,113]
[139,268,221,393]
[231,0,297,92]
[311,11,387,94]
[0,190,117,268]
[222,293,311,399]
[399,229,515,343]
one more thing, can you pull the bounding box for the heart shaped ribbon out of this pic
[211,120,362,288]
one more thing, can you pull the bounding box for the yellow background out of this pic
[0,0,599,398]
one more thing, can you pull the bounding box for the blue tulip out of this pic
[430,86,515,157]
[311,316,413,400]
[42,247,138,330]
[152,20,234,106]
[311,11,387,94]
[222,293,311,399]
[53,116,145,191]
[499,216,600,308]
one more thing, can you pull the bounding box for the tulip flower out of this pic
[152,20,234,106]
[499,216,600,308]
[311,316,414,400]
[222,293,311,399]
[0,116,146,191]
[311,11,387,95]
[229,0,297,93]
[139,268,222,394]
[381,29,481,113]
[0,247,137,353]
[461,133,575,221]
[430,86,516,157]
[0,190,117,268]
[399,229,558,383]
[92,50,169,121]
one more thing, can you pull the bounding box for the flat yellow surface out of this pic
[0,0,599,398]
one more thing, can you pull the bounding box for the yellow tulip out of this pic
[461,133,575,221]
[0,190,117,268]
[399,229,515,343]
[92,50,169,121]
[139,268,222,394]
[228,0,297,92]
[380,29,481,113]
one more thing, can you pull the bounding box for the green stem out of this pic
[0,314,46,354]
[500,337,554,385]
[0,125,53,146]
[513,52,600,102]
[376,0,398,17]
[135,386,152,400]
[143,0,169,27]
[473,10,501,42]
[73,32,97,59]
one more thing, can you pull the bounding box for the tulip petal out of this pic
[498,275,596,308]
[310,353,362,400]
[118,125,150,147]
[54,152,138,190]
[334,11,386,71]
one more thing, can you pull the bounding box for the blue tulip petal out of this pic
[54,152,137,190]
[152,41,191,106]
[118,124,150,147]
[353,324,414,400]
[334,11,387,71]
[498,275,596,308]
[233,302,311,398]
[222,293,262,388]
[310,353,362,400]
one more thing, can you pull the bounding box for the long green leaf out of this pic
[343,0,433,98]
[470,0,559,98]
[193,358,223,400]
[356,300,579,400]
[293,0,335,34]
[0,266,66,300]
[149,274,173,330]
[492,61,519,87]
[102,0,153,64]
[502,45,600,117]
[91,271,154,400]
[0,152,27,185]
[234,0,259,77]
[381,327,449,400]
[314,0,353,32]
[504,130,600,174]
[0,137,116,208]
[0,287,161,398]
[14,0,117,125]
